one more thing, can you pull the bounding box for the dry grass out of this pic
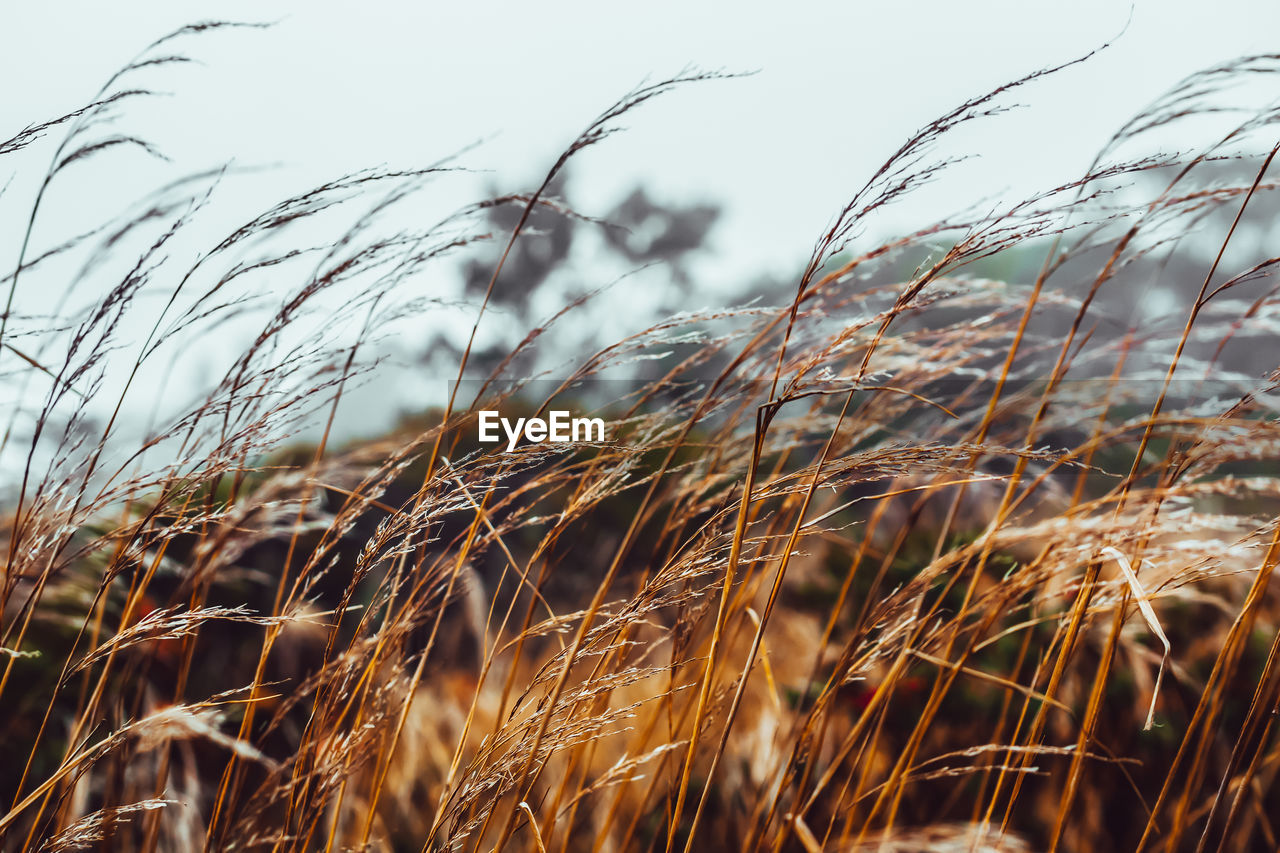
[3,23,1280,853]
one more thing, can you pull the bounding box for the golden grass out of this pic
[3,23,1280,853]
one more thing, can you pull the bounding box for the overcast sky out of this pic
[2,1,1279,461]
[6,0,1280,287]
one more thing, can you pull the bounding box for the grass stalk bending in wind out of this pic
[3,24,1280,853]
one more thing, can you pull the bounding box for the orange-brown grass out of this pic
[3,24,1280,853]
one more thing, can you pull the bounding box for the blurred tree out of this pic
[600,187,719,284]
[445,172,722,380]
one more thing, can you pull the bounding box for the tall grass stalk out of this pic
[3,25,1280,853]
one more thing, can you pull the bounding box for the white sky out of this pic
[2,1,1279,459]
[6,0,1280,287]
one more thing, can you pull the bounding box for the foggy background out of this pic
[2,0,1279,479]
[7,1,1277,264]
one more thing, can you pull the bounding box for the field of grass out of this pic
[3,23,1280,853]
